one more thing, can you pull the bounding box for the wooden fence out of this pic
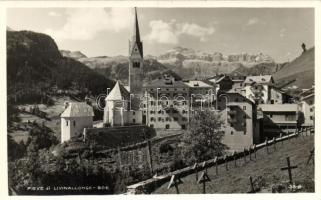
[126,128,314,194]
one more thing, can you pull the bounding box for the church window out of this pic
[133,62,140,68]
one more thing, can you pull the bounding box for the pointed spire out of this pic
[132,7,141,43]
[130,7,143,57]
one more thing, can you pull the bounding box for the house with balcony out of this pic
[243,75,274,105]
[143,75,190,130]
[183,80,214,108]
[258,104,298,138]
[216,92,260,151]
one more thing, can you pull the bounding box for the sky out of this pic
[7,7,314,62]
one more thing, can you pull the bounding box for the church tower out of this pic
[129,7,143,94]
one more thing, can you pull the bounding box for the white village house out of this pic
[60,102,94,143]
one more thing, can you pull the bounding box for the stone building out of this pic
[61,102,94,143]
[143,75,190,130]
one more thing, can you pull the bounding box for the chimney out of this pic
[64,101,69,109]
[85,95,91,105]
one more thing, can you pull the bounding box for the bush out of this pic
[159,143,174,154]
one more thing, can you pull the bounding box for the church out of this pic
[103,7,144,127]
[61,8,145,143]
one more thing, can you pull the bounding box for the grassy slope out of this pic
[273,47,314,89]
[153,135,314,194]
[9,96,72,143]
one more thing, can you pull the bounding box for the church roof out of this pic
[61,102,94,118]
[106,81,130,101]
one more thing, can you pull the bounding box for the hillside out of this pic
[231,62,287,76]
[273,47,314,89]
[153,135,314,194]
[7,30,114,104]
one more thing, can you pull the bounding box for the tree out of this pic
[181,109,228,164]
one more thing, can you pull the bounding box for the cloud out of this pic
[280,28,286,37]
[246,17,259,26]
[145,20,179,44]
[45,8,132,40]
[48,11,61,17]
[177,23,215,42]
[145,20,215,44]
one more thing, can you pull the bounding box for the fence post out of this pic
[147,140,154,175]
[243,148,246,163]
[117,146,122,167]
[265,137,269,154]
[214,156,218,175]
[224,155,228,171]
[193,163,198,181]
[253,144,256,159]
[233,151,237,167]
[273,137,276,151]
[280,133,283,146]
[249,146,252,161]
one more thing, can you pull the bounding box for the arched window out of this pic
[133,62,140,68]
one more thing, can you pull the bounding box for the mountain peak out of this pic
[60,50,87,60]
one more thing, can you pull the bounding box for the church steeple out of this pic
[130,7,143,57]
[128,7,144,94]
[132,7,141,43]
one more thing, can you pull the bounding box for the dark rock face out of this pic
[7,30,114,104]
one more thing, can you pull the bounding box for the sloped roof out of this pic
[183,80,213,88]
[207,74,230,83]
[244,75,273,85]
[144,78,189,88]
[61,102,94,118]
[106,81,130,101]
[258,104,297,112]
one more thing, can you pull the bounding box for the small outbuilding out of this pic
[61,102,94,143]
